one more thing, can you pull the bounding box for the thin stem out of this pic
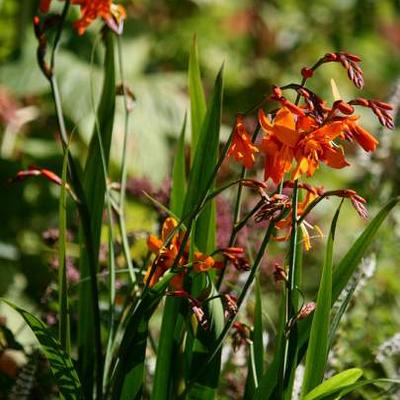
[279,179,299,397]
[50,0,70,71]
[216,124,261,289]
[144,125,236,292]
[182,218,278,396]
[89,40,118,396]
[50,76,104,400]
[115,37,138,285]
[45,12,104,396]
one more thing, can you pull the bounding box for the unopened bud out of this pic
[298,302,316,320]
[301,67,314,79]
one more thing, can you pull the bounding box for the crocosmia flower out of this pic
[258,104,378,184]
[144,217,218,289]
[39,0,126,35]
[227,114,258,169]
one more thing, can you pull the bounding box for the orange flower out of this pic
[344,117,378,152]
[144,218,218,288]
[275,188,323,251]
[227,114,258,169]
[193,251,215,273]
[39,0,126,35]
[291,121,349,180]
[144,217,183,288]
[258,107,299,184]
[258,107,351,183]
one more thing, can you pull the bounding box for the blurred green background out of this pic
[1,0,400,398]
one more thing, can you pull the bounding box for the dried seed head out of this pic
[255,193,290,223]
[298,302,316,320]
[223,294,238,318]
[231,322,252,352]
[272,263,287,283]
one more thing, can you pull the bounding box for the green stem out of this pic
[144,125,235,291]
[115,37,138,285]
[46,16,104,396]
[89,51,118,398]
[216,124,260,289]
[182,217,279,396]
[278,179,299,397]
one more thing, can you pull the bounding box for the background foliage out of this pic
[1,0,400,398]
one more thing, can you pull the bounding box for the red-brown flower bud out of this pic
[298,302,316,320]
[301,67,314,79]
[334,100,354,115]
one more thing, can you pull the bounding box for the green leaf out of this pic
[185,61,225,391]
[58,145,70,352]
[184,65,224,253]
[253,276,264,382]
[296,197,399,367]
[332,197,399,301]
[334,377,400,399]
[78,29,116,396]
[328,267,360,348]
[83,29,116,257]
[302,202,342,395]
[1,299,82,399]
[170,115,187,217]
[151,297,181,400]
[110,272,177,400]
[302,368,363,400]
[244,275,264,398]
[188,35,206,156]
[151,118,188,400]
[187,284,225,400]
[253,296,286,400]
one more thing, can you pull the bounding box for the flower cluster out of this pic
[39,0,126,35]
[227,53,394,185]
[144,218,250,290]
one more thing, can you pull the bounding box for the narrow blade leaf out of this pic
[58,145,70,352]
[1,299,82,399]
[302,202,342,395]
[188,35,206,155]
[302,368,363,400]
[170,115,187,217]
[78,29,116,394]
[332,197,399,301]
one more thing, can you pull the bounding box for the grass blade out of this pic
[187,284,225,400]
[110,272,177,400]
[184,66,224,397]
[188,35,206,156]
[78,29,116,397]
[302,201,342,395]
[151,117,188,400]
[253,295,286,400]
[244,276,264,398]
[1,299,82,399]
[58,144,70,353]
[332,197,399,301]
[253,275,264,382]
[333,377,400,399]
[170,115,187,217]
[296,197,399,371]
[302,368,363,400]
[184,65,223,253]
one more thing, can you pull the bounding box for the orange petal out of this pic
[147,235,163,253]
[273,108,299,147]
[161,217,178,241]
[322,146,350,169]
[350,123,378,152]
